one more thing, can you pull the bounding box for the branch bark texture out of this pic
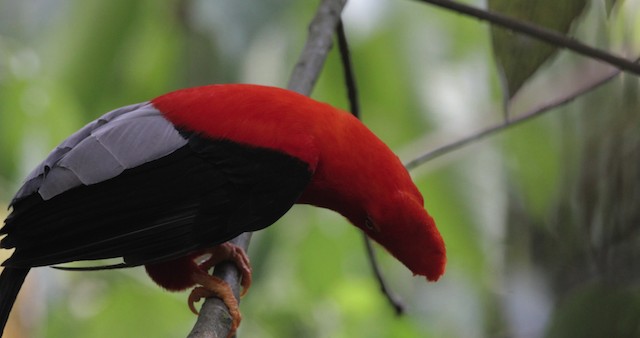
[288,0,348,95]
[187,0,347,336]
[405,63,624,170]
[187,235,251,338]
[414,0,640,76]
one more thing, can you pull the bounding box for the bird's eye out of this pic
[364,217,378,232]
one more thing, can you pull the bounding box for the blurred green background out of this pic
[1,0,639,337]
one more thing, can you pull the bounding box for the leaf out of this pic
[605,0,619,16]
[489,0,588,101]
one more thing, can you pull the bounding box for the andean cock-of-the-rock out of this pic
[0,84,445,337]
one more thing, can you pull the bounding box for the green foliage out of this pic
[42,272,194,338]
[545,283,640,338]
[489,0,587,100]
[1,0,639,337]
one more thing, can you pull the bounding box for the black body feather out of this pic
[0,268,29,335]
[0,132,312,332]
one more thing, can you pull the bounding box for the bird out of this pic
[0,84,446,337]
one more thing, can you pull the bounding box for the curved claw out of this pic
[187,243,252,338]
[229,244,252,297]
[188,286,207,315]
[189,273,242,338]
[197,242,253,297]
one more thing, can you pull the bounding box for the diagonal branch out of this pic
[288,0,349,95]
[187,235,251,338]
[404,63,625,170]
[412,0,640,76]
[187,0,348,337]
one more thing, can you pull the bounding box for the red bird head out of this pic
[359,190,445,281]
[297,108,446,282]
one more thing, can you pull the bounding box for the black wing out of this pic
[2,132,312,268]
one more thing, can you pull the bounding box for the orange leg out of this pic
[195,242,252,297]
[188,242,252,338]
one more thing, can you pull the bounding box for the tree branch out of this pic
[187,0,347,337]
[187,235,251,338]
[336,20,360,119]
[361,234,405,315]
[404,62,625,170]
[412,0,640,76]
[288,0,348,95]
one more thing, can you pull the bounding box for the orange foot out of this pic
[188,242,252,338]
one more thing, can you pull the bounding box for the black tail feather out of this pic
[51,263,131,271]
[0,267,29,337]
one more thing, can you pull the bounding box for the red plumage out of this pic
[0,84,445,336]
[154,84,446,278]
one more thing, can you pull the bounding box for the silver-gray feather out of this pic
[12,102,188,204]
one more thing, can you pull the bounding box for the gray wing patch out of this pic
[12,102,188,204]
